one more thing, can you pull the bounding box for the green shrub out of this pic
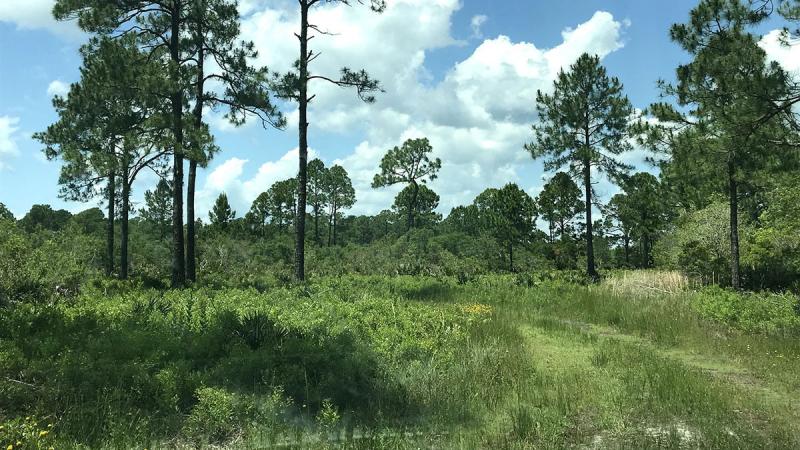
[692,286,800,335]
[183,387,249,444]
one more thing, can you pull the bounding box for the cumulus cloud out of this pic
[760,29,800,75]
[0,116,21,171]
[47,80,69,97]
[206,2,629,217]
[470,14,487,39]
[197,148,319,220]
[0,0,82,38]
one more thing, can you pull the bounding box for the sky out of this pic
[1,0,798,221]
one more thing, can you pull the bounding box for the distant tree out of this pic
[325,165,356,246]
[624,173,672,267]
[274,0,384,281]
[246,193,272,236]
[537,172,582,242]
[248,179,298,234]
[474,184,537,272]
[392,184,441,230]
[209,193,236,230]
[373,209,397,238]
[604,193,636,266]
[140,179,174,239]
[443,204,481,235]
[372,138,442,230]
[526,53,633,280]
[0,203,14,222]
[307,158,329,245]
[71,207,105,235]
[19,205,72,233]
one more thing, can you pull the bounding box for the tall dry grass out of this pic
[601,270,693,297]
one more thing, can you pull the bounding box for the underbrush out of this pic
[0,276,523,448]
[2,273,800,448]
[692,285,800,335]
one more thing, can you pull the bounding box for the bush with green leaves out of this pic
[654,202,741,286]
[743,180,800,290]
[692,286,800,335]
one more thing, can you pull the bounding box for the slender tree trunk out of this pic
[295,2,309,281]
[187,19,204,284]
[509,243,514,272]
[314,207,320,245]
[728,159,741,289]
[328,213,333,247]
[408,180,418,230]
[187,161,197,282]
[333,210,337,246]
[120,171,130,280]
[170,1,186,288]
[106,170,116,277]
[583,157,597,280]
[623,234,630,266]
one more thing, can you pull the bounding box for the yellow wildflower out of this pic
[7,444,13,450]
[39,430,49,437]
[462,303,492,315]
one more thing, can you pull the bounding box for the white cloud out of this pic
[0,116,21,171]
[470,14,487,39]
[197,148,319,220]
[0,0,82,38]
[200,3,629,218]
[760,29,800,75]
[47,80,69,97]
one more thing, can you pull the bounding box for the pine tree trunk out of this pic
[583,157,597,280]
[187,161,197,282]
[408,180,418,230]
[170,3,186,288]
[314,207,320,245]
[294,2,309,281]
[106,170,116,277]
[120,171,130,280]
[328,213,333,247]
[728,160,741,289]
[624,235,630,266]
[333,211,338,246]
[187,18,204,284]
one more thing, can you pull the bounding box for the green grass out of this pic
[1,274,799,448]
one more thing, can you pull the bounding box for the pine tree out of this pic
[372,138,442,230]
[307,158,329,245]
[474,184,537,272]
[325,165,355,246]
[526,53,633,280]
[141,179,174,239]
[537,172,583,242]
[641,0,790,288]
[209,193,236,230]
[275,0,384,280]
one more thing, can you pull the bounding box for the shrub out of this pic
[183,387,249,444]
[692,286,800,335]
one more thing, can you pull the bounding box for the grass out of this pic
[1,273,799,448]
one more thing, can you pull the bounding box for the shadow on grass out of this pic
[0,301,418,447]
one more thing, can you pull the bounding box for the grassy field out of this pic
[1,272,799,449]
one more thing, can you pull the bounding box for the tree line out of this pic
[24,0,800,290]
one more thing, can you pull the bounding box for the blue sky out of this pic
[0,0,795,220]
